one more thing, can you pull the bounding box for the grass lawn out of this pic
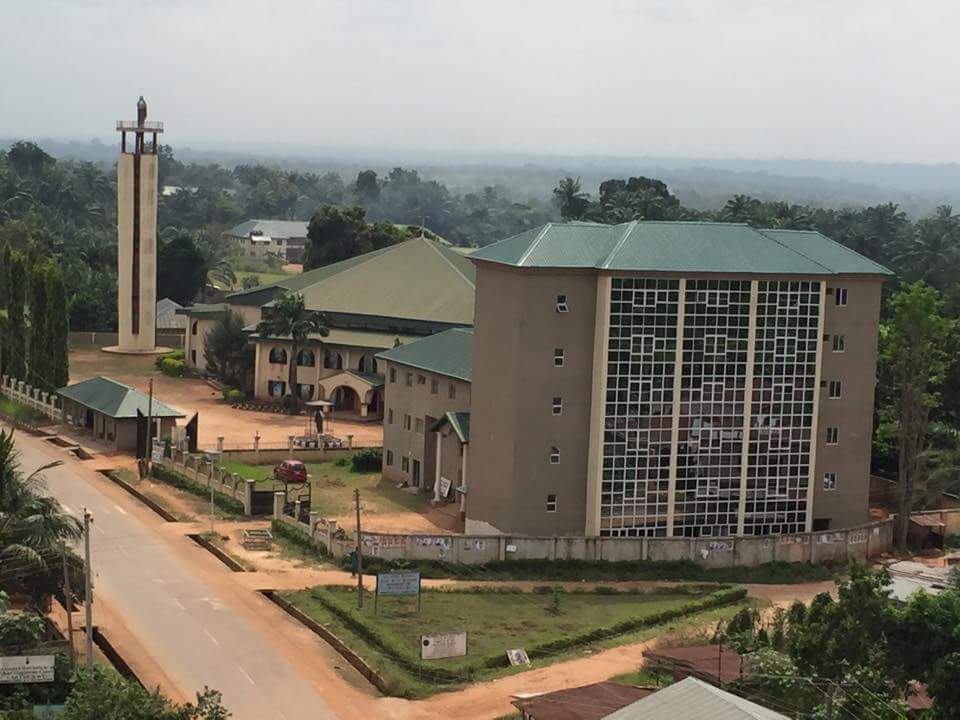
[0,397,50,425]
[280,584,748,698]
[222,456,428,516]
[233,270,289,288]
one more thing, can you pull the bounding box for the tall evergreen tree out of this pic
[4,252,26,380]
[28,261,49,385]
[45,265,70,388]
[0,242,10,308]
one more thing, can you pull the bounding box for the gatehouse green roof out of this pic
[376,328,474,382]
[470,221,893,276]
[58,376,185,419]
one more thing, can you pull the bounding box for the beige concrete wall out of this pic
[253,339,386,401]
[381,358,470,487]
[814,277,884,529]
[184,316,218,371]
[467,265,599,536]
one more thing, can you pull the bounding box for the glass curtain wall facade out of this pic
[600,276,823,538]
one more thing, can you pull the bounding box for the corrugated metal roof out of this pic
[176,303,230,317]
[510,681,654,720]
[471,221,892,276]
[605,677,788,720]
[156,298,186,330]
[431,411,471,443]
[225,219,309,239]
[58,376,184,419]
[376,328,474,381]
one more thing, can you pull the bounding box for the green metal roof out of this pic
[226,238,476,325]
[431,411,470,443]
[376,328,474,381]
[471,221,892,276]
[58,376,184,419]
[175,303,230,317]
[225,219,308,239]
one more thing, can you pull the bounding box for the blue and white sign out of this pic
[376,571,420,597]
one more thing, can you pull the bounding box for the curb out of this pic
[97,469,178,522]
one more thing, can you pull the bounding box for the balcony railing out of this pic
[116,120,164,131]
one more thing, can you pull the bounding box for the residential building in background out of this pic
[224,219,309,263]
[464,221,891,537]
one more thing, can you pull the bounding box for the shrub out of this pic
[154,349,184,369]
[226,388,244,405]
[351,447,382,473]
[271,518,329,557]
[281,394,298,411]
[333,455,350,468]
[149,464,244,515]
[158,357,184,377]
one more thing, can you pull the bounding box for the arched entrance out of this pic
[329,385,360,413]
[365,388,384,418]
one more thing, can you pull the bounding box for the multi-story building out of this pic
[462,221,891,537]
[224,220,309,263]
[377,329,473,495]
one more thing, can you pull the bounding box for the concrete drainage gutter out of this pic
[187,534,247,572]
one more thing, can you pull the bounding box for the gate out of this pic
[249,490,274,516]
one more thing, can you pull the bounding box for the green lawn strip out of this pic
[607,667,674,688]
[346,556,838,585]
[222,458,428,516]
[281,584,746,697]
[233,270,288,287]
[149,464,245,516]
[0,396,49,425]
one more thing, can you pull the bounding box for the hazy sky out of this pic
[2,0,959,163]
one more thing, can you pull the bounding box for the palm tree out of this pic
[0,428,81,599]
[255,291,329,409]
[552,177,589,220]
[206,259,236,291]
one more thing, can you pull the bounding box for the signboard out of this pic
[421,630,467,660]
[506,648,530,666]
[0,656,55,684]
[376,571,420,597]
[438,477,452,498]
[151,442,164,463]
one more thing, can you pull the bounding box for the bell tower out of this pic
[106,96,165,354]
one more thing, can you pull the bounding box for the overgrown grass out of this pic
[341,556,839,585]
[281,584,747,698]
[0,397,49,426]
[221,457,428,516]
[609,667,674,688]
[271,518,330,558]
[946,534,960,550]
[149,464,245,516]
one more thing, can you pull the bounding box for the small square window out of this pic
[401,456,409,473]
[431,378,439,394]
[549,446,560,464]
[835,288,848,306]
[386,450,394,465]
[552,397,563,415]
[554,348,565,367]
[417,374,426,385]
[389,367,396,383]
[404,414,412,430]
[556,294,569,313]
[448,383,457,400]
[826,426,839,445]
[823,472,837,491]
[546,494,558,513]
[828,380,842,399]
[388,409,394,424]
[405,372,412,387]
[415,418,424,434]
[832,334,845,352]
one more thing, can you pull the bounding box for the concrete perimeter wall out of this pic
[276,507,894,568]
[158,446,258,515]
[68,331,184,349]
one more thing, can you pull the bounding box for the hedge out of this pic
[351,447,382,473]
[303,584,747,685]
[149,463,245,516]
[157,357,184,377]
[271,518,330,558]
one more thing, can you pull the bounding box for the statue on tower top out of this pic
[137,96,147,126]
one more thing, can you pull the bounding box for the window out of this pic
[191,321,198,336]
[268,347,288,364]
[826,426,839,445]
[389,367,396,383]
[835,288,848,306]
[823,472,838,491]
[546,494,558,513]
[552,397,563,415]
[832,334,845,352]
[388,409,394,424]
[267,380,286,399]
[549,446,560,464]
[417,374,426,385]
[406,372,413,387]
[448,383,456,400]
[403,414,411,431]
[828,380,842,399]
[297,350,315,367]
[401,456,409,473]
[386,450,394,465]
[554,348,565,367]
[415,418,424,434]
[431,378,439,394]
[297,383,314,401]
[556,294,569,313]
[190,350,196,365]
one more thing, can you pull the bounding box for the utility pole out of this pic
[82,508,94,671]
[355,488,363,609]
[61,543,75,667]
[146,378,154,471]
[209,469,215,535]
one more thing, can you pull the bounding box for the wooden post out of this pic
[83,509,94,671]
[62,543,75,667]
[355,488,363,609]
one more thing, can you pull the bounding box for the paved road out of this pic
[15,433,340,720]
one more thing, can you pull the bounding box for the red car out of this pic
[274,459,308,484]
